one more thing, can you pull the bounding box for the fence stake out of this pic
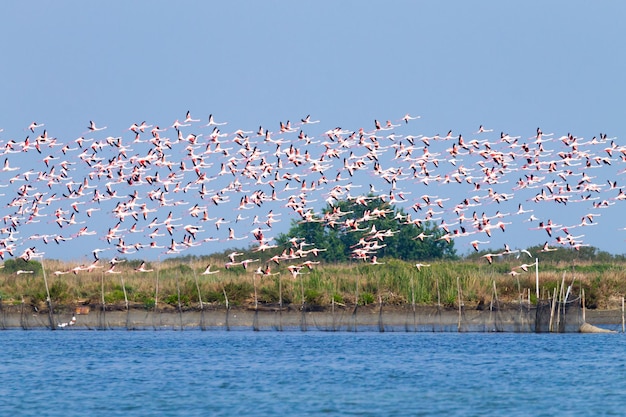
[622,297,624,333]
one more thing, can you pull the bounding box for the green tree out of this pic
[2,259,43,275]
[276,196,456,262]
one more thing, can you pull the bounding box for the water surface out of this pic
[1,331,624,416]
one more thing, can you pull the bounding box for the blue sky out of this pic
[1,1,626,262]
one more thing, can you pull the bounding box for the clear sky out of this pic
[1,1,626,262]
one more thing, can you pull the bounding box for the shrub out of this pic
[304,289,323,305]
[359,292,375,305]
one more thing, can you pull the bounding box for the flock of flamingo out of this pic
[0,111,625,277]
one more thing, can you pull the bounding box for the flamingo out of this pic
[2,158,19,172]
[413,231,433,241]
[481,253,503,264]
[470,240,490,252]
[401,114,421,124]
[287,264,306,279]
[540,242,558,252]
[27,122,45,132]
[201,264,220,275]
[300,260,320,269]
[105,264,121,274]
[206,114,227,126]
[110,256,126,265]
[0,110,624,278]
[135,262,154,273]
[227,228,247,241]
[87,120,107,131]
[184,111,200,123]
[300,114,320,124]
[519,261,537,272]
[92,247,110,260]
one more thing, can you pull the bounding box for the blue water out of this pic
[1,331,625,416]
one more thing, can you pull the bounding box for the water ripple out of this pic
[0,331,624,416]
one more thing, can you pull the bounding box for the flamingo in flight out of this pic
[27,122,45,132]
[135,261,154,272]
[201,264,220,275]
[401,114,420,124]
[206,114,227,126]
[0,109,621,274]
[87,120,107,131]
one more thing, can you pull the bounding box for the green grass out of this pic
[2,256,626,311]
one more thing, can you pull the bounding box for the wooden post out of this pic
[556,287,561,332]
[549,287,557,332]
[352,276,358,332]
[332,276,338,332]
[622,296,625,333]
[41,258,55,330]
[555,273,565,332]
[193,266,203,311]
[193,265,205,331]
[436,277,442,332]
[331,288,336,331]
[300,274,306,312]
[457,277,462,332]
[176,271,183,331]
[100,272,106,330]
[121,276,129,311]
[410,274,416,332]
[535,258,539,301]
[253,273,258,311]
[354,275,359,311]
[436,278,441,308]
[277,273,283,332]
[493,280,498,305]
[222,286,230,331]
[493,280,499,331]
[253,273,259,332]
[622,297,625,333]
[154,264,159,312]
[121,276,129,329]
[101,272,105,306]
[582,288,586,323]
[278,272,283,310]
[410,274,416,313]
[378,294,384,333]
[300,273,307,333]
[0,291,4,330]
[561,272,567,319]
[20,296,26,330]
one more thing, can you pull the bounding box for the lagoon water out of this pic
[1,330,625,416]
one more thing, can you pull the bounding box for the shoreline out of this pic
[1,304,623,332]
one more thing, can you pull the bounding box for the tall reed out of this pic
[2,257,625,312]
